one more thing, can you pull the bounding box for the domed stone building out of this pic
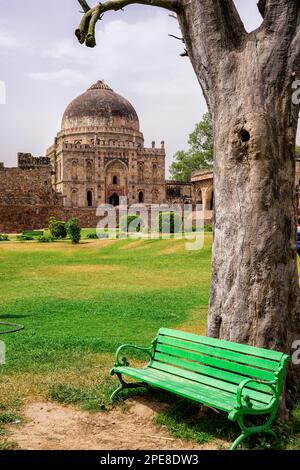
[46,80,166,208]
[0,80,217,233]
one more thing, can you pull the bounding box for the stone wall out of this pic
[0,205,102,233]
[0,167,62,206]
[0,164,64,232]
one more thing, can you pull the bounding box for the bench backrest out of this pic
[152,328,289,395]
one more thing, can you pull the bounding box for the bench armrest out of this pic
[113,343,154,368]
[236,378,278,410]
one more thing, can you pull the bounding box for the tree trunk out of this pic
[75,0,300,392]
[178,0,300,390]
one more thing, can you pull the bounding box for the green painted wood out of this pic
[151,358,274,394]
[111,330,289,451]
[157,335,280,371]
[113,366,269,411]
[148,361,272,405]
[158,328,284,361]
[154,346,275,381]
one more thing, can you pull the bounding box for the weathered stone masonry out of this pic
[0,81,215,232]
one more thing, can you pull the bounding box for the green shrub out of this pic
[16,235,34,241]
[158,212,182,234]
[204,224,213,232]
[119,215,143,233]
[0,234,9,242]
[48,217,67,239]
[66,218,81,244]
[37,235,54,243]
[86,233,98,239]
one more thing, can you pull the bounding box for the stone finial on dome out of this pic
[88,80,113,91]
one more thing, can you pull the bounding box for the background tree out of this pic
[66,218,81,244]
[75,0,300,389]
[169,113,213,181]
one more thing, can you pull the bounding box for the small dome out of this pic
[61,81,139,131]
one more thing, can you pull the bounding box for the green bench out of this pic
[110,328,289,450]
[22,230,44,237]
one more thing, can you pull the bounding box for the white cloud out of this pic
[0,30,22,54]
[28,69,87,87]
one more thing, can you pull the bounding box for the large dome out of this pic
[61,81,139,132]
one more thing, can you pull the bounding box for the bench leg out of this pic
[230,412,277,450]
[110,373,149,403]
[230,432,248,450]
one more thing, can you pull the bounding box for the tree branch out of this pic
[257,0,266,18]
[78,0,91,13]
[260,0,299,33]
[75,0,181,47]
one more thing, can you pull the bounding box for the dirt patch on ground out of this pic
[7,398,219,450]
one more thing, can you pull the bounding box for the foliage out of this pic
[65,218,81,244]
[119,215,143,233]
[48,217,67,239]
[86,233,98,239]
[296,144,300,156]
[16,235,34,241]
[0,234,9,242]
[158,212,182,233]
[37,234,54,243]
[169,113,213,181]
[204,224,213,232]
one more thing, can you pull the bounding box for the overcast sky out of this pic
[0,0,297,173]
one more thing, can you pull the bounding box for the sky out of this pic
[0,0,295,173]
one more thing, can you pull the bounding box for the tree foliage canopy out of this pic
[169,113,213,181]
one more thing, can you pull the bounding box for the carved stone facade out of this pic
[46,81,166,209]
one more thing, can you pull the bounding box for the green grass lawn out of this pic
[0,235,211,371]
[0,236,211,422]
[0,234,299,450]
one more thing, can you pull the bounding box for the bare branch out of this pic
[78,0,91,13]
[76,0,181,47]
[257,0,266,18]
[168,34,184,43]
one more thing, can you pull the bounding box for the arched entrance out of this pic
[138,191,144,203]
[105,159,128,204]
[87,190,93,207]
[109,192,119,207]
[209,191,214,210]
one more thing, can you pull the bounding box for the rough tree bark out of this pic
[75,0,300,391]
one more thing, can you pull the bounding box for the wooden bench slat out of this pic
[158,328,284,361]
[157,335,280,371]
[113,366,268,411]
[149,361,272,405]
[152,357,274,394]
[154,346,275,382]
